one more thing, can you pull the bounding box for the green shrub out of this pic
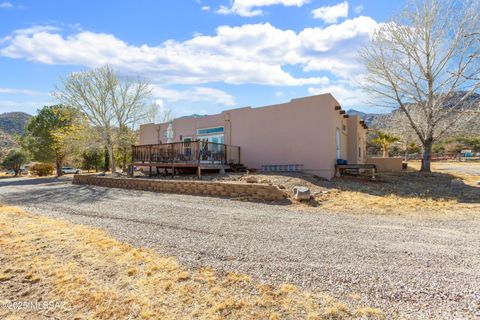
[30,163,55,176]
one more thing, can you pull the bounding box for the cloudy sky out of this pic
[0,0,402,116]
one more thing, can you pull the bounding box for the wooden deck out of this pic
[129,141,240,177]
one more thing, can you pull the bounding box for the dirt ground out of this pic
[0,205,381,320]
[202,161,480,216]
[1,169,479,318]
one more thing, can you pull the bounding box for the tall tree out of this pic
[360,0,480,172]
[145,101,173,124]
[54,65,151,173]
[81,147,104,172]
[1,150,27,176]
[372,110,421,161]
[371,131,400,157]
[22,105,85,176]
[115,125,137,170]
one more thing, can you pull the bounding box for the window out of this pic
[197,126,224,135]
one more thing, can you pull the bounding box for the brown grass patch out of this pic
[0,205,382,319]
[245,162,480,216]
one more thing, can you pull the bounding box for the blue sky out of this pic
[0,0,402,117]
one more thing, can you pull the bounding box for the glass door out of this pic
[198,134,224,163]
[183,137,192,161]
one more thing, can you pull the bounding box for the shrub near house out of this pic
[29,163,55,176]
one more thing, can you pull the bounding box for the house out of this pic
[136,93,368,179]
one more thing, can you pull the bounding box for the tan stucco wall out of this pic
[139,94,363,179]
[139,123,161,145]
[366,157,403,172]
[346,115,367,164]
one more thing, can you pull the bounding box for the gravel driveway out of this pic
[1,177,479,319]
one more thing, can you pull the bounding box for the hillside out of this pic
[0,131,17,159]
[348,92,480,128]
[346,109,380,126]
[0,112,32,135]
[0,112,31,159]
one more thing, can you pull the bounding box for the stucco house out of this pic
[135,93,367,179]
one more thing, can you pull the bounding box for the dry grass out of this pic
[218,161,480,216]
[313,162,479,216]
[0,205,382,319]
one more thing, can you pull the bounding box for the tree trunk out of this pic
[420,139,433,172]
[404,141,409,162]
[383,145,389,158]
[107,143,116,174]
[104,146,109,171]
[56,158,64,176]
[122,146,128,170]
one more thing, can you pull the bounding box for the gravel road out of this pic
[1,177,479,319]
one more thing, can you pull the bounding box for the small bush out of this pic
[30,163,55,176]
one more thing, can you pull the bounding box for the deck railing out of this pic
[132,141,240,165]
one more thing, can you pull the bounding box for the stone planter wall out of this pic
[72,175,286,201]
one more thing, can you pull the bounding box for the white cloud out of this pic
[13,25,61,35]
[151,85,235,106]
[308,81,367,107]
[201,6,210,11]
[0,100,50,114]
[1,23,334,86]
[0,87,48,96]
[0,18,378,88]
[217,0,310,17]
[153,99,164,108]
[354,4,363,14]
[299,16,378,77]
[0,1,13,8]
[312,1,349,24]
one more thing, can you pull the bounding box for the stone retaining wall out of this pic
[72,175,286,201]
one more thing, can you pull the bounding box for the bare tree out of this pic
[145,100,173,124]
[54,66,151,173]
[372,110,421,160]
[359,0,480,172]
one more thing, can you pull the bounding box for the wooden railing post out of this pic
[224,145,227,165]
[197,141,200,164]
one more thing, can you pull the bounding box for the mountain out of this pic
[348,93,480,128]
[347,109,381,126]
[0,131,17,159]
[0,112,31,159]
[0,112,32,135]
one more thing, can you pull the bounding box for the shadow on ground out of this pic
[1,176,293,206]
[330,171,479,204]
[248,170,479,205]
[0,178,115,205]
